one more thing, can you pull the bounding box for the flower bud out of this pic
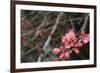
[52,48,61,55]
[80,31,89,44]
[64,51,70,59]
[78,42,83,47]
[59,53,65,60]
[60,46,64,50]
[74,48,80,55]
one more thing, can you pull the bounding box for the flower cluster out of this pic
[52,30,89,60]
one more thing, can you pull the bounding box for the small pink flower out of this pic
[77,42,83,47]
[36,29,43,37]
[60,46,64,50]
[74,39,84,48]
[52,48,61,55]
[52,30,89,60]
[65,43,71,48]
[80,31,89,44]
[74,48,80,55]
[61,36,67,43]
[74,44,78,48]
[59,53,65,60]
[62,30,78,49]
[65,30,76,41]
[64,51,70,59]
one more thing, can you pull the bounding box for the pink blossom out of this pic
[52,48,61,55]
[77,42,83,47]
[36,29,43,37]
[61,30,76,43]
[65,30,76,41]
[80,31,89,44]
[60,46,64,50]
[74,39,83,48]
[52,30,89,60]
[62,30,77,48]
[59,53,65,60]
[65,43,71,48]
[61,36,67,43]
[74,48,80,55]
[64,51,70,59]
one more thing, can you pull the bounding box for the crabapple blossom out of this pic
[52,48,62,55]
[80,31,89,44]
[62,30,77,48]
[64,51,70,59]
[59,53,65,60]
[65,30,76,41]
[74,48,80,55]
[52,30,89,60]
[77,42,83,47]
[60,46,64,50]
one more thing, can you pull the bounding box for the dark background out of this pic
[21,10,89,63]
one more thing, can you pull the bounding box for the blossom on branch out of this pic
[52,29,89,60]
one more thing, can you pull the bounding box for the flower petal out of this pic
[74,48,80,55]
[52,48,61,55]
[64,51,70,59]
[59,53,65,60]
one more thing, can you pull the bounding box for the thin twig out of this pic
[21,29,34,37]
[37,12,63,62]
[21,16,47,37]
[22,16,48,57]
[69,18,75,30]
[80,16,88,31]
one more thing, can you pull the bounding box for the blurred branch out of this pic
[37,12,64,62]
[69,18,75,30]
[61,17,83,25]
[22,16,48,57]
[43,12,63,50]
[21,29,34,37]
[21,16,47,37]
[22,48,36,57]
[80,16,88,31]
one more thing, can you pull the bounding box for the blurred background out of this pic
[21,10,89,63]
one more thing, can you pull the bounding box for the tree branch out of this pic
[37,12,64,62]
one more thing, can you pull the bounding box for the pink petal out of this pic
[65,43,71,48]
[64,51,70,59]
[52,48,61,55]
[78,42,83,47]
[74,48,80,55]
[83,38,89,43]
[59,53,65,60]
[68,30,76,38]
[74,44,78,48]
[61,36,67,43]
[60,46,64,50]
[80,32,89,44]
